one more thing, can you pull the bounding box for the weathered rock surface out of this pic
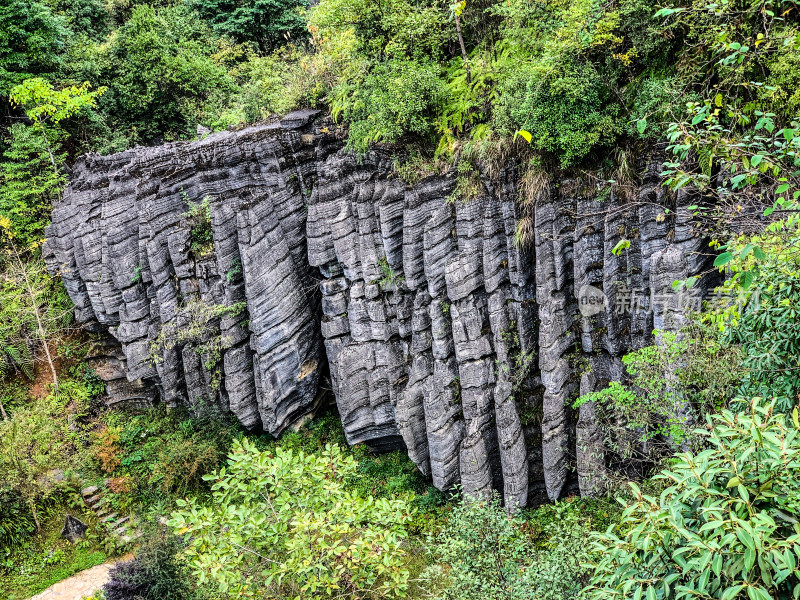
[45,112,710,506]
[61,515,88,543]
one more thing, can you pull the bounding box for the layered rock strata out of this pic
[45,113,710,506]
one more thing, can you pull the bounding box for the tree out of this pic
[188,0,308,53]
[449,1,470,84]
[44,0,109,40]
[1,78,105,247]
[584,399,800,600]
[169,439,413,598]
[0,1,67,95]
[10,77,105,179]
[0,124,64,248]
[0,245,74,392]
[105,4,235,143]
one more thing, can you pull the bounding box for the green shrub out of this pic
[332,59,447,153]
[585,399,800,600]
[183,194,214,257]
[103,4,235,143]
[169,438,413,598]
[260,409,445,515]
[104,529,194,600]
[626,76,696,139]
[0,487,35,550]
[574,325,744,481]
[188,0,308,53]
[724,255,800,412]
[425,491,591,600]
[220,46,329,125]
[308,0,449,61]
[146,436,222,497]
[496,60,621,166]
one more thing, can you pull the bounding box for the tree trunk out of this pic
[12,251,58,391]
[454,13,471,84]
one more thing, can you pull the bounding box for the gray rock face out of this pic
[61,514,88,542]
[45,113,709,506]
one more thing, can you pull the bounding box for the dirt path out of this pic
[27,554,134,600]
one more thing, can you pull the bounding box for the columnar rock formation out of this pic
[45,112,710,506]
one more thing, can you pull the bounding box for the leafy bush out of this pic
[188,0,308,53]
[219,46,328,124]
[169,438,413,598]
[496,60,621,166]
[585,399,800,600]
[0,487,35,550]
[183,194,214,257]
[425,491,591,600]
[332,59,447,153]
[103,4,235,143]
[145,436,221,497]
[574,326,745,482]
[104,529,194,600]
[0,1,67,94]
[308,0,449,61]
[724,255,800,412]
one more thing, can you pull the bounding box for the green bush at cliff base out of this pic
[169,438,414,598]
[424,491,592,600]
[99,403,239,508]
[721,248,800,413]
[585,399,800,600]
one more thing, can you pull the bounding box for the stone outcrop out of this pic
[45,112,711,506]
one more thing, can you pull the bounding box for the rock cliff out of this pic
[45,111,710,506]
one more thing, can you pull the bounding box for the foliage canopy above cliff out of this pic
[0,0,796,173]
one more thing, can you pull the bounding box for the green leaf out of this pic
[713,552,723,576]
[722,585,745,600]
[714,252,733,267]
[637,118,647,134]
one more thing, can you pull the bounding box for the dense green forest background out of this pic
[2,0,800,599]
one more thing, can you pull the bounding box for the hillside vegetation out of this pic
[2,0,800,599]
